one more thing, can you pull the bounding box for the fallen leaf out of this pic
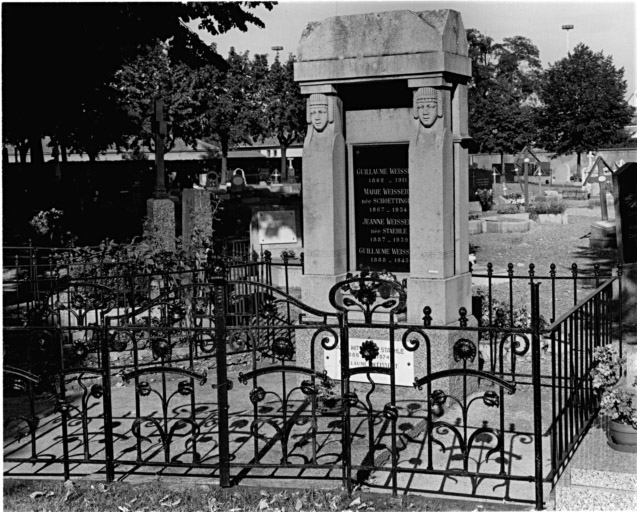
[118,506,130,512]
[295,498,303,511]
[29,491,44,499]
[349,498,361,508]
[260,490,270,497]
[171,499,181,507]
[259,498,269,510]
[45,491,55,498]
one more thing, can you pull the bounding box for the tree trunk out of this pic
[280,145,288,182]
[61,144,68,163]
[29,135,44,165]
[18,142,29,163]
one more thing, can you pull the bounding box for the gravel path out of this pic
[470,203,620,324]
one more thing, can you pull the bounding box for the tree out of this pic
[467,30,542,165]
[111,41,200,156]
[2,2,274,163]
[536,44,635,176]
[190,49,266,183]
[262,54,306,181]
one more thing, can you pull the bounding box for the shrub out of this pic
[496,204,522,215]
[526,201,567,219]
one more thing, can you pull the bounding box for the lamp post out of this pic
[271,45,283,58]
[562,25,574,53]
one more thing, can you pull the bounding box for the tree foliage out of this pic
[262,54,306,180]
[467,30,542,158]
[2,2,274,162]
[111,41,200,155]
[189,49,267,183]
[536,43,634,169]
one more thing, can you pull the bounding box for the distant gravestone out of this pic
[613,162,637,324]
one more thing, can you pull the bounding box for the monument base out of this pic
[614,263,637,325]
[407,273,472,325]
[146,198,176,252]
[300,273,349,314]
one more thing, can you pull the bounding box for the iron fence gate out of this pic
[3,262,623,510]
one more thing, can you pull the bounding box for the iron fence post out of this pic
[101,323,115,482]
[213,274,231,487]
[531,283,544,510]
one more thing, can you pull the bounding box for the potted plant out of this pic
[590,346,637,450]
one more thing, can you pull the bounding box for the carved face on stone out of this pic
[416,99,438,128]
[309,105,329,132]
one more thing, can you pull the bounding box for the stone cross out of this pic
[153,98,168,198]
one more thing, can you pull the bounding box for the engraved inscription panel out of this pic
[353,144,409,272]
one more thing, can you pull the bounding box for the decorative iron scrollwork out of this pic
[300,380,316,396]
[90,384,104,399]
[137,381,152,397]
[178,380,193,396]
[329,268,406,322]
[151,337,172,360]
[272,337,295,361]
[482,390,500,407]
[383,403,399,421]
[250,386,266,404]
[453,339,477,363]
[359,340,379,363]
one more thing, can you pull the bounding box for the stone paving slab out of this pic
[4,368,551,506]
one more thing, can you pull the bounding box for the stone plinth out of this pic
[182,189,213,254]
[146,198,175,252]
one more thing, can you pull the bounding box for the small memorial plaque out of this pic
[323,337,414,387]
[258,210,297,244]
[353,144,409,272]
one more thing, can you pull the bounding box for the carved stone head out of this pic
[413,87,442,128]
[307,93,333,132]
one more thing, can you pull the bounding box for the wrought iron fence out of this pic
[3,256,622,510]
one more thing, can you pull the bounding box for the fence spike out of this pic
[459,307,468,328]
[422,306,432,327]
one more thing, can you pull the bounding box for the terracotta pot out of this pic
[608,419,637,446]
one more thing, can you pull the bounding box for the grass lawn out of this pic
[2,478,533,512]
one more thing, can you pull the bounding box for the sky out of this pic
[190,0,637,102]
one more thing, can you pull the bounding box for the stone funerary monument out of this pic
[294,9,473,391]
[295,9,472,323]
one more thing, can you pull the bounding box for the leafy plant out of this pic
[590,346,624,391]
[475,288,546,329]
[496,204,522,215]
[591,346,637,428]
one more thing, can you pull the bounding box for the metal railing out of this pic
[3,257,622,510]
